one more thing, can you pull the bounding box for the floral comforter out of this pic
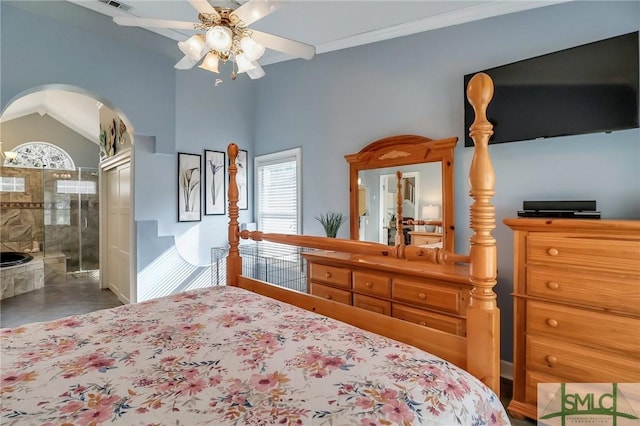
[1,285,509,425]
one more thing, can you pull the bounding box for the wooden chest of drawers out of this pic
[304,251,470,336]
[504,219,640,420]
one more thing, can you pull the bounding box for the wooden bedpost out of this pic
[227,143,241,287]
[395,171,404,246]
[465,73,500,394]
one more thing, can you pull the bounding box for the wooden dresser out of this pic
[408,231,442,246]
[303,251,471,336]
[504,218,640,420]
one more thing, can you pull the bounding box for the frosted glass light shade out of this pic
[246,65,265,79]
[178,35,207,61]
[235,53,256,73]
[240,36,265,62]
[206,26,233,52]
[198,52,220,73]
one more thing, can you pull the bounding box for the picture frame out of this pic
[236,149,248,210]
[177,152,201,222]
[204,150,226,215]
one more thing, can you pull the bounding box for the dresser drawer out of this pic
[310,282,351,305]
[526,334,640,383]
[354,294,391,316]
[392,304,465,335]
[527,235,640,274]
[393,278,465,314]
[353,271,391,298]
[526,300,640,354]
[525,370,564,407]
[308,264,351,289]
[528,266,640,314]
[412,235,442,245]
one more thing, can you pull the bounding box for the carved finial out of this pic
[228,143,239,160]
[466,72,494,127]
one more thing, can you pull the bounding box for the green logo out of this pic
[538,383,640,426]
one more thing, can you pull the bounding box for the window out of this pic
[255,148,301,234]
[0,176,25,192]
[56,179,97,194]
[4,142,75,169]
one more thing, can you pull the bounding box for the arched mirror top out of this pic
[345,134,457,252]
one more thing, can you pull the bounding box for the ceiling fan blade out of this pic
[113,16,198,30]
[174,56,198,70]
[231,0,285,26]
[251,30,315,60]
[246,62,266,79]
[188,0,220,19]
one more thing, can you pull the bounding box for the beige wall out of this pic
[1,114,99,168]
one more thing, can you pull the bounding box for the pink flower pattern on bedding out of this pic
[1,286,509,425]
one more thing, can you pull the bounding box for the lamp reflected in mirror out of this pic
[421,204,440,232]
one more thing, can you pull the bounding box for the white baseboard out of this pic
[501,360,513,381]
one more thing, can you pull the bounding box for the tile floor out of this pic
[1,278,536,425]
[0,277,122,328]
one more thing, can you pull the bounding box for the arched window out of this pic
[4,142,76,170]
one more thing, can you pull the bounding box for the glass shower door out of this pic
[77,167,99,272]
[43,168,99,275]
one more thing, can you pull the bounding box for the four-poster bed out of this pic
[1,73,506,425]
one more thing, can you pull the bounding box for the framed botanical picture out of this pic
[236,149,248,210]
[177,152,201,222]
[204,150,226,215]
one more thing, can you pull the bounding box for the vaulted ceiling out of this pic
[2,0,569,141]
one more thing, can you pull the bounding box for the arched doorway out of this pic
[1,85,135,304]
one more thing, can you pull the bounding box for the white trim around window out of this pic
[254,148,302,235]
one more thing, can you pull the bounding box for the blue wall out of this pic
[2,0,638,362]
[251,1,640,361]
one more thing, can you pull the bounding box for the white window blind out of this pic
[255,148,301,234]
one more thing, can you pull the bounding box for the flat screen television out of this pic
[464,31,639,147]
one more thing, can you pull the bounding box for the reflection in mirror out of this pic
[358,163,441,245]
[345,135,457,252]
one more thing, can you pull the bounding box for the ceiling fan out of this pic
[113,0,315,80]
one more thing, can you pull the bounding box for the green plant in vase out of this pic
[315,212,347,238]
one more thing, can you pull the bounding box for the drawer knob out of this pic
[325,294,332,300]
[546,318,559,328]
[418,292,427,300]
[366,282,373,288]
[545,355,558,365]
[418,321,426,326]
[547,248,559,256]
[547,281,560,290]
[325,272,332,279]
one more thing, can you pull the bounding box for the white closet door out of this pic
[105,162,131,304]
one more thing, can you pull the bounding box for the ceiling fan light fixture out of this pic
[235,53,257,73]
[240,36,265,62]
[178,34,207,61]
[198,51,220,73]
[206,25,233,52]
[246,64,266,80]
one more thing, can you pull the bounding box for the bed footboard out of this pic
[225,72,499,393]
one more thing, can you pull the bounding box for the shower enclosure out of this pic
[43,167,99,274]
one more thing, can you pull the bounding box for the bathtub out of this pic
[0,252,43,299]
[0,252,34,268]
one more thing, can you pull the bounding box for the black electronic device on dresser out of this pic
[517,200,601,218]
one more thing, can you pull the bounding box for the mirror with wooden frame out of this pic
[345,135,457,252]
